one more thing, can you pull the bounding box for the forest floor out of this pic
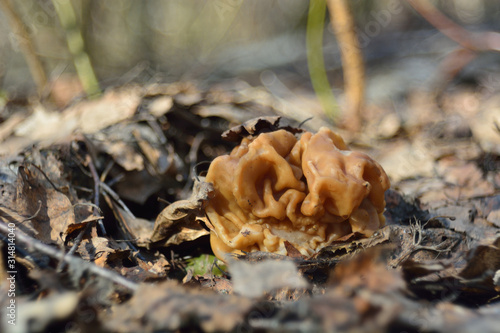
[0,76,499,332]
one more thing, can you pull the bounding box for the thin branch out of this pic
[183,132,205,194]
[392,218,457,266]
[408,0,500,52]
[0,219,138,291]
[298,116,314,129]
[21,200,42,223]
[86,153,107,235]
[29,164,63,192]
[327,0,365,131]
[100,182,136,218]
[192,161,211,182]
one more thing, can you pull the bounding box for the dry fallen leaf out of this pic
[15,165,75,245]
[228,259,308,298]
[104,280,253,332]
[221,116,303,142]
[4,87,142,155]
[329,246,405,293]
[103,192,155,246]
[77,237,130,268]
[149,177,213,246]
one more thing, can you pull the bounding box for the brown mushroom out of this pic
[204,127,390,260]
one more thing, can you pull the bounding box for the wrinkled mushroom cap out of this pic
[205,127,390,260]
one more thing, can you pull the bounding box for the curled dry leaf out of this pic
[5,87,142,155]
[77,237,130,268]
[149,177,214,246]
[316,227,392,261]
[221,116,304,142]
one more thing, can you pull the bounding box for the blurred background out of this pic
[1,0,500,107]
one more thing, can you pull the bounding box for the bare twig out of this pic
[327,0,365,131]
[0,219,137,291]
[408,0,500,95]
[59,220,96,272]
[20,200,42,223]
[30,164,64,193]
[393,218,458,266]
[183,132,205,194]
[100,160,115,183]
[408,0,500,52]
[100,182,136,218]
[86,154,106,236]
[298,116,314,129]
[72,202,103,215]
[192,161,211,182]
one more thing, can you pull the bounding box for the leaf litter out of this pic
[0,81,499,332]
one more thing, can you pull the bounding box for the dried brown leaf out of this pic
[316,227,392,260]
[228,259,308,298]
[132,129,165,174]
[284,241,306,259]
[460,236,500,281]
[97,140,144,171]
[194,104,256,124]
[64,214,101,236]
[437,158,496,199]
[5,88,142,155]
[432,206,498,242]
[104,280,253,332]
[329,247,405,294]
[149,177,213,245]
[221,116,303,142]
[15,165,75,245]
[77,237,130,268]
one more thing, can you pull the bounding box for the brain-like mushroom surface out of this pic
[205,127,390,260]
